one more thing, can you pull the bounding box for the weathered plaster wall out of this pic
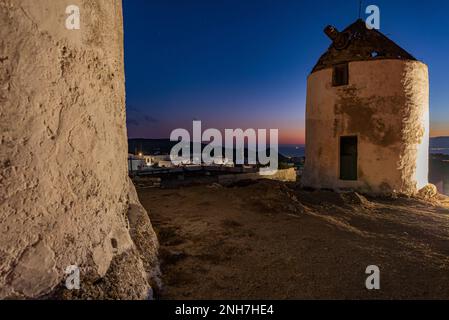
[302,59,429,195]
[0,0,158,298]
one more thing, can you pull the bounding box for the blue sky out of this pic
[123,0,449,144]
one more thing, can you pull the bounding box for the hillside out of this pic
[129,137,449,157]
[431,136,449,149]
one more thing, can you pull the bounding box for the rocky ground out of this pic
[137,180,449,299]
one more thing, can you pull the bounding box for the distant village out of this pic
[127,138,304,188]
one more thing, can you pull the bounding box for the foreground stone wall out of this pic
[0,0,158,298]
[302,59,429,195]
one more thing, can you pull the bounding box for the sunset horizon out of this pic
[124,0,449,145]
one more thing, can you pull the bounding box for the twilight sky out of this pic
[123,0,449,145]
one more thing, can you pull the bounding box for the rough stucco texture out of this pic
[0,0,157,298]
[302,59,429,195]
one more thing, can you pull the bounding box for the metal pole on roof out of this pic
[358,0,363,19]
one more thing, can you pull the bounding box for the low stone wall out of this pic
[133,177,162,189]
[218,168,297,185]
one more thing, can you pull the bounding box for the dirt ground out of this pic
[137,180,449,299]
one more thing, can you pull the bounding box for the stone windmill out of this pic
[302,19,430,195]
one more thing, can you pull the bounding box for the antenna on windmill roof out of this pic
[358,0,363,19]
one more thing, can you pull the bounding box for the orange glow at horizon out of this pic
[430,122,449,138]
[279,127,305,145]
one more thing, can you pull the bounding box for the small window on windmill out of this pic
[332,63,349,87]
